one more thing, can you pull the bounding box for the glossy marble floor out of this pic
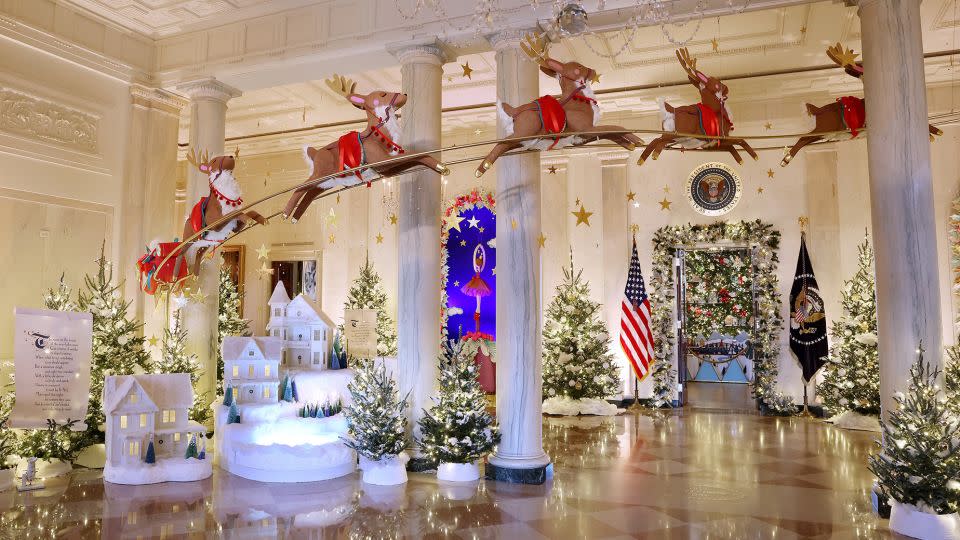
[0,409,894,539]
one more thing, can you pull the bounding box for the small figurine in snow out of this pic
[19,457,39,491]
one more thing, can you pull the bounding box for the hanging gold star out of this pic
[626,191,636,201]
[511,218,518,230]
[328,233,336,244]
[630,224,640,235]
[764,122,773,130]
[375,233,384,244]
[757,186,765,194]
[189,288,207,304]
[800,25,807,35]
[575,197,581,206]
[256,262,274,280]
[832,44,859,68]
[461,61,474,79]
[659,198,672,210]
[547,166,557,174]
[256,244,270,260]
[474,128,483,135]
[572,204,593,226]
[326,208,338,226]
[767,168,775,179]
[147,335,159,347]
[389,214,398,225]
[445,212,466,232]
[711,37,719,52]
[538,233,546,248]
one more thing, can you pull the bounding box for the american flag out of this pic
[620,238,655,381]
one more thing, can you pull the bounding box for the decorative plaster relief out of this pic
[0,88,98,153]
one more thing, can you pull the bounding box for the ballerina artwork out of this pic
[461,244,492,334]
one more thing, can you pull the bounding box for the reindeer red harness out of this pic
[336,96,405,180]
[837,96,866,137]
[188,168,243,238]
[533,79,597,150]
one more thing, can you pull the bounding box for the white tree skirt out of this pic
[890,500,960,539]
[74,443,106,469]
[827,411,881,432]
[14,457,72,479]
[359,452,409,486]
[103,458,212,485]
[437,462,480,482]
[542,396,625,416]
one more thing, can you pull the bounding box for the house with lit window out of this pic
[102,373,206,468]
[266,281,334,371]
[221,336,284,404]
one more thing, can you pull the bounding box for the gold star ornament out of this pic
[326,208,338,226]
[572,204,593,226]
[189,288,207,304]
[445,212,466,233]
[256,244,270,260]
[626,191,636,201]
[147,335,159,347]
[538,233,546,248]
[757,186,765,194]
[389,214,398,225]
[764,122,773,130]
[256,262,274,280]
[375,233,384,244]
[547,166,557,174]
[461,61,474,79]
[659,198,672,211]
[711,37,719,52]
[767,168,775,179]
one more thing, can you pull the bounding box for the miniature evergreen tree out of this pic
[279,375,294,403]
[144,440,156,464]
[76,245,153,446]
[343,360,407,461]
[198,439,206,460]
[43,274,78,311]
[155,310,210,424]
[184,436,199,459]
[819,236,880,416]
[223,387,234,407]
[291,380,299,403]
[946,344,960,417]
[542,256,619,400]
[343,258,398,358]
[331,332,348,369]
[868,350,960,514]
[418,341,500,464]
[217,265,250,394]
[227,402,241,424]
[650,360,675,409]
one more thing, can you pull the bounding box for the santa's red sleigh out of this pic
[136,241,191,295]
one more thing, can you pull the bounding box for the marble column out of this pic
[486,28,551,484]
[390,42,446,461]
[176,77,241,408]
[120,85,187,349]
[857,0,941,420]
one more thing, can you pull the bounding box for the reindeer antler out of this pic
[520,32,550,66]
[186,148,211,173]
[325,74,357,99]
[676,47,704,83]
[826,43,858,68]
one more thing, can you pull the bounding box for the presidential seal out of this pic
[685,162,742,216]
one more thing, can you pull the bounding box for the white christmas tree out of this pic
[868,349,960,515]
[76,245,153,446]
[343,258,398,358]
[417,341,499,464]
[217,265,250,394]
[155,310,210,425]
[542,256,619,401]
[342,360,407,461]
[819,236,880,416]
[650,360,675,409]
[44,274,78,312]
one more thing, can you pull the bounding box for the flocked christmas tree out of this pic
[418,341,499,464]
[155,310,210,425]
[217,264,250,394]
[343,258,398,358]
[945,343,960,417]
[542,255,619,401]
[44,274,78,312]
[343,360,407,462]
[819,236,880,416]
[650,360,675,409]
[75,246,153,447]
[868,349,960,514]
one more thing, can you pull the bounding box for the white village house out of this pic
[221,336,284,404]
[266,282,334,370]
[103,373,206,467]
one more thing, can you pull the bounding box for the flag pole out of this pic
[797,216,815,418]
[628,225,644,412]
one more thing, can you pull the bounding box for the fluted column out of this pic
[390,42,447,461]
[486,28,551,484]
[176,77,241,408]
[857,0,941,420]
[120,85,187,349]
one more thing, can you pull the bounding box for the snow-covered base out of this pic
[827,411,881,432]
[15,457,72,478]
[437,462,480,482]
[286,369,357,407]
[0,469,13,491]
[104,458,212,485]
[74,443,106,469]
[542,396,624,416]
[359,452,409,486]
[439,480,480,501]
[890,500,960,540]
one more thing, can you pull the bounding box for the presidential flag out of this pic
[789,234,828,382]
[621,238,655,381]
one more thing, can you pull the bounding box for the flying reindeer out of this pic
[780,43,943,167]
[637,48,758,166]
[282,75,451,223]
[474,33,643,177]
[181,150,268,274]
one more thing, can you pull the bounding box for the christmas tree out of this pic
[144,440,156,464]
[343,258,398,358]
[184,436,199,459]
[650,360,675,408]
[418,341,500,464]
[542,256,619,400]
[819,236,880,416]
[868,350,960,514]
[217,265,250,394]
[343,360,407,462]
[945,343,960,417]
[0,393,16,469]
[227,402,241,424]
[76,245,153,446]
[44,274,78,311]
[155,310,210,425]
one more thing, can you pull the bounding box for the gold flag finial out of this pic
[798,216,809,233]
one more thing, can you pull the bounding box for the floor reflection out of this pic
[0,409,896,539]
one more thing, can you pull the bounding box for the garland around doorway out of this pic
[649,220,795,415]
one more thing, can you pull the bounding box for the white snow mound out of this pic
[827,410,881,432]
[542,396,624,416]
[104,457,212,485]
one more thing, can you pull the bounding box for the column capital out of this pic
[131,84,189,116]
[388,39,451,66]
[176,77,241,103]
[486,27,540,51]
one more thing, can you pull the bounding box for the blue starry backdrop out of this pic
[445,205,497,340]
